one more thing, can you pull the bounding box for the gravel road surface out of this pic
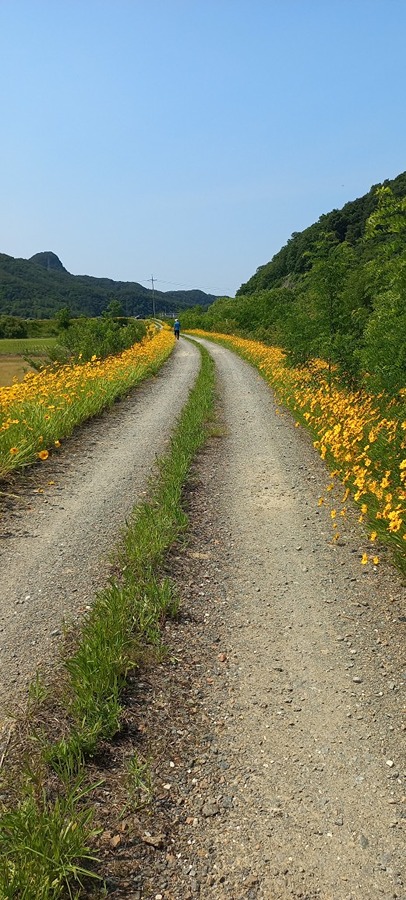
[1,335,405,899]
[0,339,200,716]
[128,337,404,900]
[162,337,404,900]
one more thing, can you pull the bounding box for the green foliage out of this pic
[103,298,125,318]
[0,251,218,319]
[52,316,147,363]
[237,171,406,297]
[55,307,71,331]
[190,173,406,396]
[0,315,28,338]
[0,775,100,899]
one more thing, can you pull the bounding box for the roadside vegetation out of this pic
[182,178,406,399]
[0,341,215,899]
[0,308,147,386]
[181,179,405,570]
[188,331,405,570]
[0,325,173,477]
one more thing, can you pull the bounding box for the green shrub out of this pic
[52,317,147,363]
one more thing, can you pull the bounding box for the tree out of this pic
[103,298,125,318]
[55,306,72,330]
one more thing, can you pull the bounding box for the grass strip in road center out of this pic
[0,341,215,900]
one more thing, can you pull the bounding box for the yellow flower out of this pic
[9,447,19,455]
[38,449,49,461]
[318,497,324,506]
[361,553,368,565]
[54,440,61,447]
[370,531,377,541]
[372,556,379,565]
[330,509,337,519]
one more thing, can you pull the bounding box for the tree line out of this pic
[181,174,406,397]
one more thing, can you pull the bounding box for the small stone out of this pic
[142,832,165,848]
[352,676,362,683]
[386,759,394,767]
[202,800,219,817]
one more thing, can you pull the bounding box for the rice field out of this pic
[0,337,57,386]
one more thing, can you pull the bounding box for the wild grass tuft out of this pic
[0,773,101,899]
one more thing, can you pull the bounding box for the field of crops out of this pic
[189,331,406,564]
[0,327,174,476]
[0,337,57,386]
[0,337,56,356]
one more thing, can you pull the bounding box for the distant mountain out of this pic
[29,251,68,272]
[0,252,218,318]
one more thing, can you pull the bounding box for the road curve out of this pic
[0,339,200,717]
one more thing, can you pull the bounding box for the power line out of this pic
[140,275,231,295]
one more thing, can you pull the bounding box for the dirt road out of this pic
[0,340,200,715]
[0,336,404,898]
[161,337,404,900]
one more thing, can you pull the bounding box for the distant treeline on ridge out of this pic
[0,250,218,319]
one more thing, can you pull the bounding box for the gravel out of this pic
[1,335,405,899]
[168,338,405,899]
[0,339,200,713]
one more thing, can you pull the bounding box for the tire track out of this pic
[0,339,200,717]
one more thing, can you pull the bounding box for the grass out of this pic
[0,340,215,899]
[0,339,57,387]
[50,340,215,766]
[0,328,174,476]
[0,774,101,900]
[0,337,57,356]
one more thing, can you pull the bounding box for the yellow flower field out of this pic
[189,331,405,562]
[0,327,174,476]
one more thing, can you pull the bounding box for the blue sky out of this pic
[1,1,405,297]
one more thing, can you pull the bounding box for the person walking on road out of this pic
[174,318,180,340]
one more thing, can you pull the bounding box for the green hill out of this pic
[181,171,406,396]
[0,251,218,319]
[237,171,406,296]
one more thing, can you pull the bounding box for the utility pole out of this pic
[149,274,156,318]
